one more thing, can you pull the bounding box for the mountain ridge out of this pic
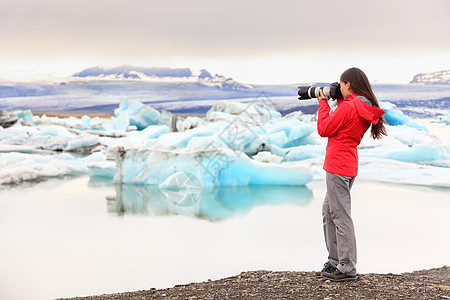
[410,70,450,85]
[72,65,253,90]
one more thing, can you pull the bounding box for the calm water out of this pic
[1,176,449,300]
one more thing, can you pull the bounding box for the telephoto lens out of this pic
[297,82,343,100]
[298,86,329,100]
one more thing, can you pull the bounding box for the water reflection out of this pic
[106,183,313,221]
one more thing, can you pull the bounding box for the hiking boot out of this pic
[322,269,357,282]
[315,261,337,277]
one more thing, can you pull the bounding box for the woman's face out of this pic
[340,81,353,98]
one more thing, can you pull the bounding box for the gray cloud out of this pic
[0,0,449,85]
[1,0,449,60]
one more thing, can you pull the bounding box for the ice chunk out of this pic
[114,99,162,130]
[208,100,281,119]
[386,125,439,146]
[101,125,170,149]
[380,101,428,131]
[81,115,91,128]
[155,126,216,150]
[103,112,130,132]
[434,116,450,125]
[360,144,448,163]
[358,157,450,188]
[0,152,88,185]
[263,118,315,148]
[113,147,313,187]
[14,110,34,123]
[83,152,107,162]
[359,124,448,163]
[64,135,100,152]
[176,116,207,132]
[252,151,284,164]
[39,125,73,137]
[0,124,101,153]
[285,145,326,161]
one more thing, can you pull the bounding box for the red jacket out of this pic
[317,94,385,177]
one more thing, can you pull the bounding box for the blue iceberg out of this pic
[380,101,428,131]
[114,99,164,130]
[112,147,313,187]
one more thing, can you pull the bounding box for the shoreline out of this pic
[31,111,205,119]
[60,266,449,299]
[32,111,114,118]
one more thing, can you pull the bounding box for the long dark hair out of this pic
[340,67,387,139]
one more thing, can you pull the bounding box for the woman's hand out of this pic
[318,89,329,103]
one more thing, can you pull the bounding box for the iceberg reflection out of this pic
[107,183,313,221]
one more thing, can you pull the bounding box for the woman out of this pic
[316,67,387,281]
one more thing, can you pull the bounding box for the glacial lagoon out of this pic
[1,174,450,300]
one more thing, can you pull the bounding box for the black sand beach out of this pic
[61,266,450,299]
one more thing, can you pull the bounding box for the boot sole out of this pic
[323,275,357,282]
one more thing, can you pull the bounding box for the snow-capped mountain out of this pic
[73,66,192,79]
[73,65,252,90]
[410,70,450,85]
[197,69,253,90]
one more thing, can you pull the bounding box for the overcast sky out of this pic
[0,0,449,83]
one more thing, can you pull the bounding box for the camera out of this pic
[298,82,343,100]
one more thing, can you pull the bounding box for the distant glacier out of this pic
[0,66,449,118]
[410,70,450,85]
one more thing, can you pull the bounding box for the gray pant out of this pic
[322,172,357,276]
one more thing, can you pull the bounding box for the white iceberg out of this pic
[206,100,281,121]
[358,157,450,188]
[0,125,100,152]
[0,152,87,185]
[359,124,448,164]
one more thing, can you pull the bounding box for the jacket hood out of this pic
[349,94,385,125]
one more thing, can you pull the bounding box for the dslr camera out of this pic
[298,82,343,100]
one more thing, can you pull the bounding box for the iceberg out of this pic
[114,99,165,130]
[284,144,326,161]
[380,101,428,131]
[434,116,450,125]
[14,110,33,123]
[359,125,448,164]
[0,152,87,185]
[0,125,100,152]
[112,147,313,187]
[360,144,448,163]
[358,158,450,188]
[206,100,281,121]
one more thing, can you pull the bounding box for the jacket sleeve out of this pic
[317,100,350,137]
